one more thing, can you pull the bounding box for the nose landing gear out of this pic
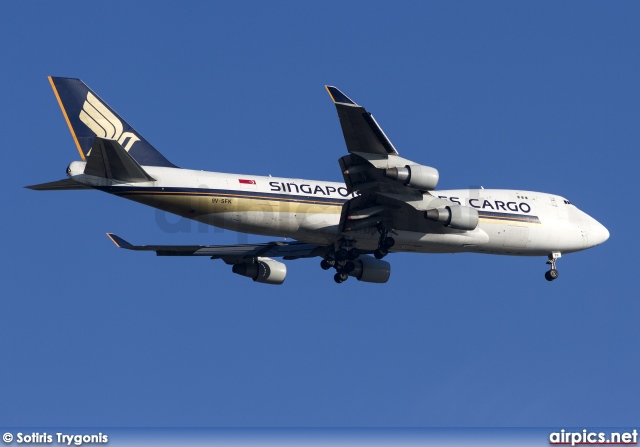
[545,252,561,281]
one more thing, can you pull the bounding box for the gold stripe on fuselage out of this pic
[478,217,541,225]
[115,190,343,220]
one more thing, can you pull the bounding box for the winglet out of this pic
[107,233,133,249]
[325,86,358,105]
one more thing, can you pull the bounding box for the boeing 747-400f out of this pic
[28,77,609,284]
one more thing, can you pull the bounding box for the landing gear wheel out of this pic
[347,248,360,260]
[320,259,333,270]
[375,225,394,259]
[343,261,355,274]
[545,252,561,282]
[334,272,348,283]
[374,247,388,259]
[335,248,349,262]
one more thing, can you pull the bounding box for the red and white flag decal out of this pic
[238,179,256,184]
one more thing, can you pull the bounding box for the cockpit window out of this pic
[563,200,572,205]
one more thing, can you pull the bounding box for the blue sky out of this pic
[1,1,638,428]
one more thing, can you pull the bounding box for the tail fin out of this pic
[48,76,177,168]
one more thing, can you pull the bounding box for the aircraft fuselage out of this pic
[68,162,609,256]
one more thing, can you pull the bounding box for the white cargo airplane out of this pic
[28,77,609,284]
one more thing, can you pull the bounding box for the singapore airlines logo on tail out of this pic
[79,92,140,151]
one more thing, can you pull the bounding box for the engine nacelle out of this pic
[348,255,391,283]
[231,257,287,285]
[424,205,478,231]
[385,164,439,191]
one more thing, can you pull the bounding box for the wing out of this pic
[107,233,327,262]
[327,86,449,234]
[326,86,438,199]
[325,86,398,156]
[106,234,390,285]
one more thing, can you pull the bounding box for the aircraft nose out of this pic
[590,220,610,246]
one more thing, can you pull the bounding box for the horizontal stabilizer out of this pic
[25,178,92,191]
[85,138,155,182]
[106,233,325,261]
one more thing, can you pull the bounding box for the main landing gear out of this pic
[374,225,395,260]
[321,228,395,284]
[545,252,561,281]
[320,239,361,284]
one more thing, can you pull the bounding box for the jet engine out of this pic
[385,164,439,191]
[424,205,479,231]
[347,255,391,283]
[232,257,287,285]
